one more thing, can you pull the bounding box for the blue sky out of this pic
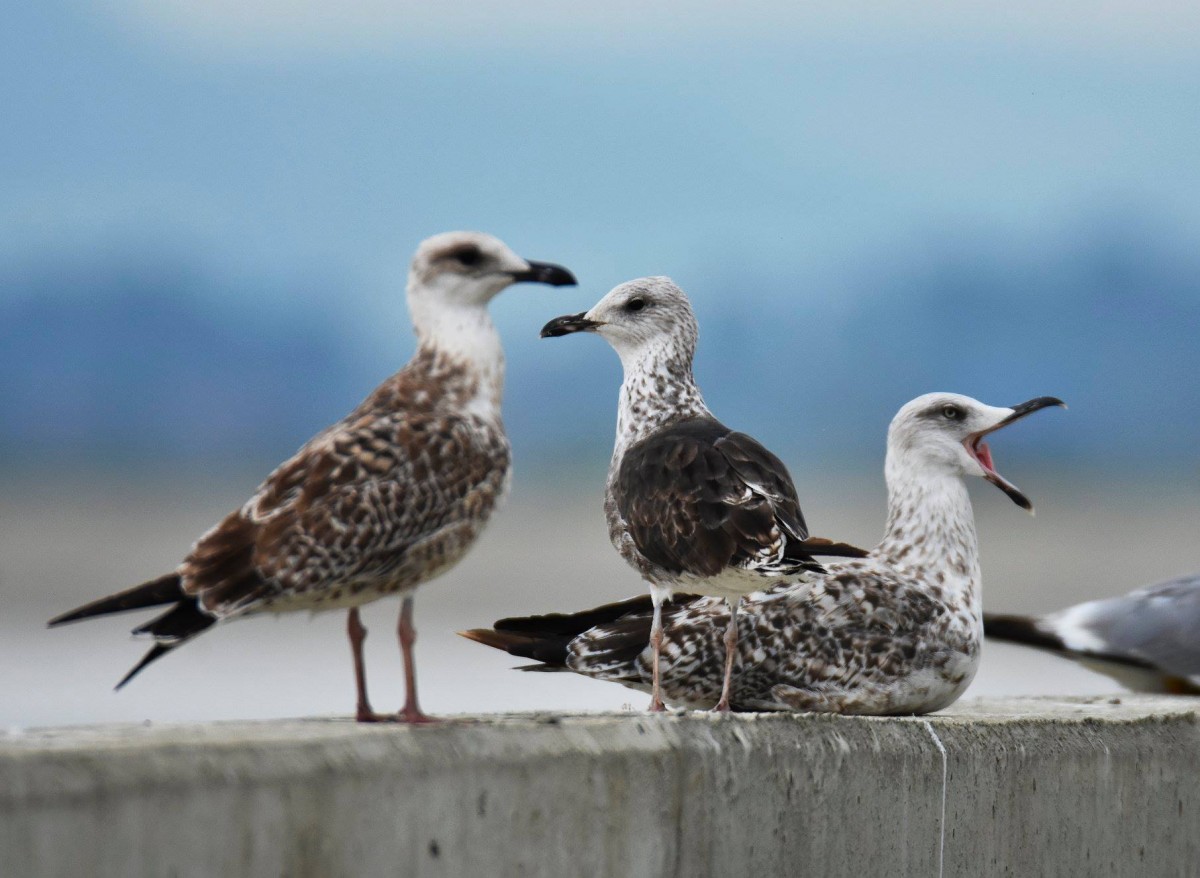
[3,2,1199,471]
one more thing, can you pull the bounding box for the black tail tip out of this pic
[982,612,1062,650]
[47,574,184,627]
[458,626,571,668]
[114,642,176,690]
[457,628,514,651]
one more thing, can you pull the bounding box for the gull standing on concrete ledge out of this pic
[464,393,1064,714]
[538,277,866,711]
[985,572,1200,693]
[48,231,576,723]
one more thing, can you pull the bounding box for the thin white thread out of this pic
[921,720,948,878]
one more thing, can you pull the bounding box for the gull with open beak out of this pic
[962,397,1062,511]
[464,392,1064,715]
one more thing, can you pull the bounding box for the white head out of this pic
[408,231,576,310]
[886,392,1065,511]
[539,276,699,371]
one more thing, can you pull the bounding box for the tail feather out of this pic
[982,612,1067,651]
[459,628,574,667]
[461,594,686,670]
[493,594,659,636]
[116,602,215,688]
[115,643,179,690]
[983,611,1158,672]
[132,600,216,641]
[48,574,184,627]
[49,573,218,689]
[786,536,870,560]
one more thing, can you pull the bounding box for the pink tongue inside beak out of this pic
[975,440,995,473]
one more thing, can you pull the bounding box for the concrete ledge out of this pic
[3,696,1198,877]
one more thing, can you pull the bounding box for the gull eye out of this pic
[453,247,482,267]
[942,404,964,421]
[625,297,647,313]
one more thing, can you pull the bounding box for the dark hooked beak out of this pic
[1002,396,1067,423]
[540,311,603,338]
[510,260,577,287]
[964,396,1066,512]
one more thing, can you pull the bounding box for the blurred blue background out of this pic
[4,1,1199,476]
[3,2,1199,725]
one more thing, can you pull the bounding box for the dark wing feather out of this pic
[184,511,266,614]
[492,594,659,636]
[616,419,810,578]
[717,431,809,541]
[461,594,699,673]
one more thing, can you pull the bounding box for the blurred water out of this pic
[2,471,1195,728]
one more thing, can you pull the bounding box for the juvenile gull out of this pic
[48,231,575,723]
[985,572,1200,694]
[464,393,1064,714]
[538,277,866,711]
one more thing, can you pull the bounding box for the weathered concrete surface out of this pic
[1,696,1197,878]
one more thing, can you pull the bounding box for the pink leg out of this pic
[714,598,739,712]
[348,606,384,724]
[347,608,383,723]
[648,594,667,712]
[397,595,437,724]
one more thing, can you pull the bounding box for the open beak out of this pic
[540,311,604,338]
[963,396,1066,512]
[510,260,577,287]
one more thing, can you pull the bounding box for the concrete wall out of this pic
[2,696,1197,878]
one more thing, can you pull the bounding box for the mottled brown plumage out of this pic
[464,393,1064,715]
[615,418,823,582]
[49,231,576,721]
[200,350,511,619]
[466,574,963,714]
[541,278,865,711]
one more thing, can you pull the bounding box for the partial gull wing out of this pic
[615,418,822,579]
[985,572,1200,691]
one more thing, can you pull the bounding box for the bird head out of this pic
[408,231,575,308]
[540,276,699,369]
[887,393,1065,512]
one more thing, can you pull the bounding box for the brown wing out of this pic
[183,409,509,616]
[615,418,810,579]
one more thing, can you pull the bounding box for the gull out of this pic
[463,393,1064,714]
[48,231,576,723]
[984,572,1200,694]
[537,277,866,711]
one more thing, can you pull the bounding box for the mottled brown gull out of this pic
[48,231,575,723]
[537,277,866,712]
[464,392,1064,714]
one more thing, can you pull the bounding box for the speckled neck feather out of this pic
[612,336,710,460]
[876,452,982,619]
